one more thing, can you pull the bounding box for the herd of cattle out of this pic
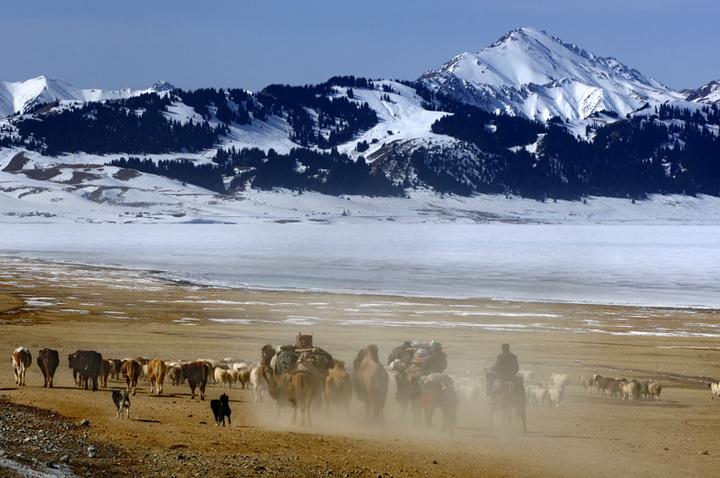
[13,343,720,432]
[8,342,456,431]
[10,346,230,400]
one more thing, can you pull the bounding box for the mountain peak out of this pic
[150,80,176,92]
[489,26,552,48]
[420,26,680,121]
[0,77,174,118]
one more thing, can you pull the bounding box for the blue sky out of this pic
[2,1,718,92]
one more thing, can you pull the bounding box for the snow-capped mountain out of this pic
[682,80,720,104]
[1,26,719,221]
[0,76,175,118]
[419,27,684,122]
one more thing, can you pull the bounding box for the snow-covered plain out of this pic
[3,201,720,310]
[3,145,720,310]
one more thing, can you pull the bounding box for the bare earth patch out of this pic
[1,257,720,477]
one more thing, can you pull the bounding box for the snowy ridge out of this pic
[682,80,720,104]
[0,27,719,224]
[3,146,720,226]
[420,27,684,121]
[0,76,174,118]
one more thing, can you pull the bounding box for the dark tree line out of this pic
[2,76,720,200]
[109,156,231,194]
[257,82,378,148]
[10,94,225,156]
[216,147,402,196]
[424,103,720,199]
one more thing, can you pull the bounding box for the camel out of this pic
[287,354,322,426]
[486,371,526,436]
[353,345,389,421]
[260,344,289,415]
[324,359,353,416]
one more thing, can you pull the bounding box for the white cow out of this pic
[11,347,32,386]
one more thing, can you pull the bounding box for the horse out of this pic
[418,373,458,434]
[487,371,526,436]
[353,345,389,421]
[390,360,423,422]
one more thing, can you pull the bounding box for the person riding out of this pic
[488,343,520,400]
[422,341,447,375]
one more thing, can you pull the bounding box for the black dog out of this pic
[210,393,231,426]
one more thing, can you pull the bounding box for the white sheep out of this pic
[526,384,551,406]
[213,367,233,389]
[549,383,565,407]
[710,381,720,399]
[621,381,640,401]
[648,382,662,402]
[250,365,266,403]
[551,373,570,387]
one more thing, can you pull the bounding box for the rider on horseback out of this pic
[488,343,520,403]
[422,341,447,375]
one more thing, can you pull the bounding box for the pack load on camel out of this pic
[264,333,336,379]
[259,333,337,422]
[387,339,447,375]
[296,332,313,350]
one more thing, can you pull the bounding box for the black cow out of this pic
[181,361,209,400]
[37,348,60,388]
[68,350,103,391]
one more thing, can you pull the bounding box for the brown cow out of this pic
[100,359,114,388]
[147,359,167,395]
[181,361,209,400]
[11,347,32,386]
[121,359,143,396]
[37,348,59,388]
[168,364,184,386]
[68,350,103,391]
[107,359,123,381]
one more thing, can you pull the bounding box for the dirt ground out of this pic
[2,257,720,477]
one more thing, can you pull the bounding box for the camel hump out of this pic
[366,344,380,362]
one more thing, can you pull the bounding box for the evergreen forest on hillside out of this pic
[1,78,719,200]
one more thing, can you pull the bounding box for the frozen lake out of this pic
[2,222,720,309]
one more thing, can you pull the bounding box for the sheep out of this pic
[250,364,266,403]
[551,373,570,387]
[227,368,239,388]
[709,381,720,399]
[648,382,662,402]
[517,369,535,382]
[238,368,251,389]
[621,380,640,401]
[577,374,594,393]
[526,384,552,406]
[549,383,565,407]
[452,375,484,405]
[232,360,254,373]
[213,367,233,389]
